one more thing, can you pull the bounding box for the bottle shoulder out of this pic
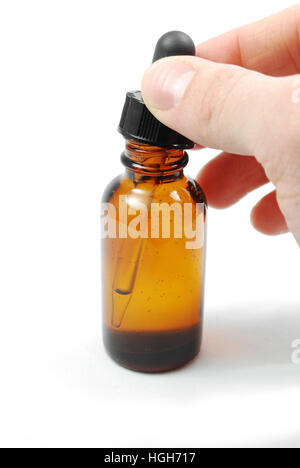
[102,174,123,204]
[102,173,206,207]
[185,175,207,205]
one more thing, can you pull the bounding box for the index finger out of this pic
[196,4,300,76]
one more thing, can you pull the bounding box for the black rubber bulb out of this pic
[152,31,195,63]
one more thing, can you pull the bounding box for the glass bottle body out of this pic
[102,141,206,372]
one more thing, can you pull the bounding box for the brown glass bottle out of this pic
[102,140,206,372]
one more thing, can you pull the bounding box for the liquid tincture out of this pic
[102,32,207,372]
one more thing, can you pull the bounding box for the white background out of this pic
[0,0,300,448]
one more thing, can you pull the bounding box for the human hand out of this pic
[141,5,300,246]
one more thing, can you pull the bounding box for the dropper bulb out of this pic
[152,31,195,63]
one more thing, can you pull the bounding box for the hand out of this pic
[141,5,300,246]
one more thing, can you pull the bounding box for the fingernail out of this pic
[142,60,196,110]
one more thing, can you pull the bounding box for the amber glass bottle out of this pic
[102,31,206,372]
[102,140,206,372]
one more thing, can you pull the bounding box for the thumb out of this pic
[142,57,300,246]
[141,56,295,160]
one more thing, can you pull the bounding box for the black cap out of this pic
[118,31,195,150]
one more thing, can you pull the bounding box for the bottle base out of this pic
[103,324,202,373]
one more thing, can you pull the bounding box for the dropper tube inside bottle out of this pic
[111,141,186,329]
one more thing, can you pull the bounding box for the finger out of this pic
[196,5,300,76]
[142,56,298,158]
[196,152,268,208]
[251,190,288,235]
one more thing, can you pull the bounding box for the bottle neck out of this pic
[121,140,188,182]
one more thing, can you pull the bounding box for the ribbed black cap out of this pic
[119,91,193,149]
[118,31,195,150]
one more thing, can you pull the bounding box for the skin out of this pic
[141,5,300,246]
